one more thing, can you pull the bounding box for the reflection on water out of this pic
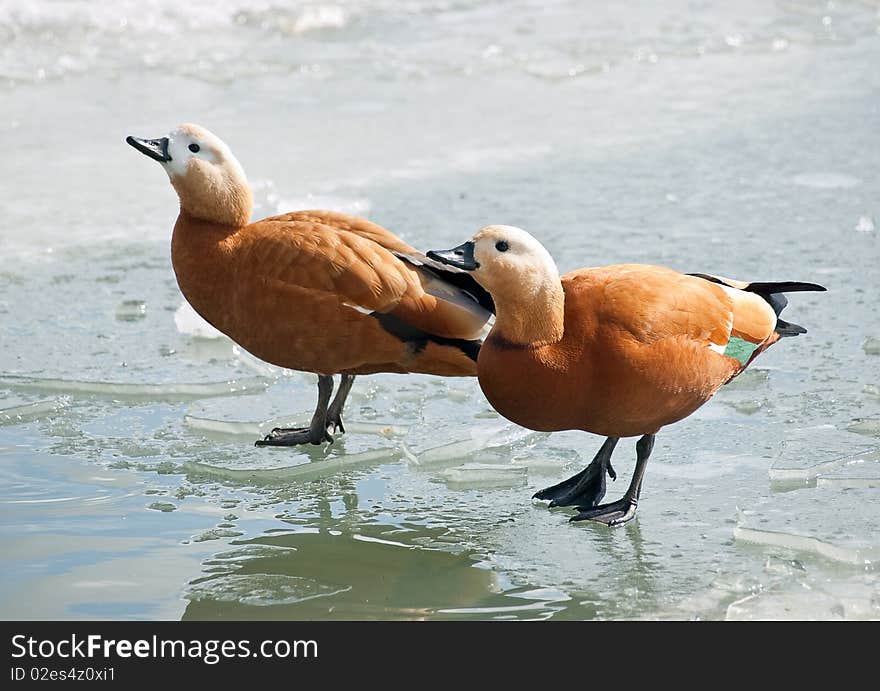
[185,530,521,620]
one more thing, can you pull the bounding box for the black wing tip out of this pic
[370,312,482,363]
[687,275,827,293]
[747,281,827,294]
[396,251,496,314]
[784,282,827,293]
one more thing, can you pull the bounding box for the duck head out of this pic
[429,225,560,295]
[428,225,565,345]
[126,123,253,227]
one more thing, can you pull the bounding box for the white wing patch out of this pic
[343,302,374,315]
[708,308,734,354]
[707,299,763,366]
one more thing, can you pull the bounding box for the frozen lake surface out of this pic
[1,0,879,619]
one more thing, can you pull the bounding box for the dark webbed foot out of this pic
[255,374,336,448]
[255,426,332,446]
[568,434,655,527]
[533,459,616,508]
[266,426,308,436]
[570,497,638,527]
[533,437,618,508]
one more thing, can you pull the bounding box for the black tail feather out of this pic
[775,319,808,337]
[744,281,826,322]
[688,274,826,338]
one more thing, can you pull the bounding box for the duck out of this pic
[126,123,494,446]
[427,225,825,526]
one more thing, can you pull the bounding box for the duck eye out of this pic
[495,240,509,252]
[188,143,200,153]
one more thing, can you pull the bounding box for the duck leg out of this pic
[571,434,655,527]
[256,375,335,446]
[326,374,355,435]
[533,437,619,508]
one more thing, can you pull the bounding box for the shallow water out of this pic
[1,0,879,620]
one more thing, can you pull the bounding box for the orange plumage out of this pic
[428,225,825,526]
[128,124,492,445]
[171,210,483,378]
[477,265,747,438]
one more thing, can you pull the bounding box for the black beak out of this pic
[426,241,479,271]
[126,136,171,163]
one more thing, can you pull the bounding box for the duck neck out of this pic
[170,167,252,228]
[170,212,241,330]
[491,275,565,347]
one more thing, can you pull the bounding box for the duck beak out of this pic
[426,241,479,271]
[126,136,171,163]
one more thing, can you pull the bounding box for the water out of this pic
[2,0,880,620]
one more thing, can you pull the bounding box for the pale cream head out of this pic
[128,123,253,227]
[428,225,565,346]
[469,225,561,296]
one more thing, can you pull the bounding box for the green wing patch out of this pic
[724,336,759,365]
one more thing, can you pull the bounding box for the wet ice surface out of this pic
[736,488,880,565]
[2,1,880,620]
[767,426,877,486]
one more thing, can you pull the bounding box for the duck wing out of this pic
[248,212,492,341]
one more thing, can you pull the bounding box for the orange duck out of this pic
[428,225,825,526]
[127,124,493,446]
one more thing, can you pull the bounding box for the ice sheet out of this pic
[182,447,402,485]
[735,487,880,565]
[815,450,880,489]
[411,425,543,468]
[439,463,528,490]
[728,587,852,620]
[0,375,270,400]
[4,0,880,621]
[767,426,876,487]
[847,418,880,437]
[0,397,68,425]
[862,337,880,355]
[183,414,409,439]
